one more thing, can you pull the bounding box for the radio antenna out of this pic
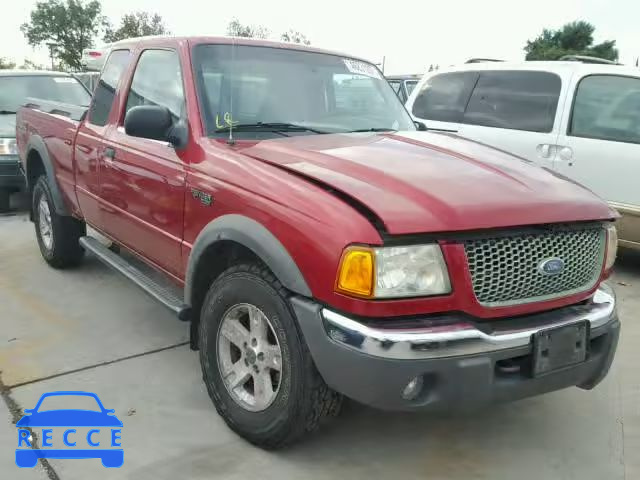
[227,36,236,145]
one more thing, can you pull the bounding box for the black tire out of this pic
[199,263,342,449]
[0,188,10,212]
[33,176,86,269]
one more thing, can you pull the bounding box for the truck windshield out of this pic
[193,44,415,138]
[0,75,91,113]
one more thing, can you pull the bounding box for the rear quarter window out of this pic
[463,71,561,133]
[569,74,640,144]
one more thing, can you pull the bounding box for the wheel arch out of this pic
[185,214,312,349]
[25,135,69,216]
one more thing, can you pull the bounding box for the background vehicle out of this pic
[0,70,91,212]
[81,44,112,71]
[17,36,619,449]
[406,61,640,250]
[74,72,101,92]
[386,74,421,103]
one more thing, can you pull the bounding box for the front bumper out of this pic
[0,156,25,190]
[291,285,619,411]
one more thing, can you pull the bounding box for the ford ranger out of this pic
[16,36,620,449]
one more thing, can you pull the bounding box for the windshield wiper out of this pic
[214,122,329,135]
[347,127,397,133]
[0,110,16,114]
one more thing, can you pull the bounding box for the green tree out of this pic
[20,59,47,70]
[104,12,170,43]
[280,30,311,45]
[21,0,107,71]
[0,57,16,70]
[226,18,269,39]
[524,21,618,61]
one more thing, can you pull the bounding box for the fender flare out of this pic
[25,135,69,215]
[185,214,312,306]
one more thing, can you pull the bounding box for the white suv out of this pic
[407,61,640,249]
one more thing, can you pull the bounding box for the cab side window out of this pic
[412,72,478,122]
[570,75,640,144]
[88,50,130,126]
[125,49,185,123]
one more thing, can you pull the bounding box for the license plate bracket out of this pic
[532,321,589,376]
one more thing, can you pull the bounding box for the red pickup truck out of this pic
[17,36,620,448]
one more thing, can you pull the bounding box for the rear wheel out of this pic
[199,263,342,449]
[33,176,86,268]
[0,189,10,212]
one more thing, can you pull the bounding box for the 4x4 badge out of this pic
[191,188,213,206]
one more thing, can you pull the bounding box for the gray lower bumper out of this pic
[291,285,619,411]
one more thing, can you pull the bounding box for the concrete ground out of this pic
[1,192,639,480]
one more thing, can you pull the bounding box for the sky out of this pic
[2,0,639,73]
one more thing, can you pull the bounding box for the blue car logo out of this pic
[16,391,123,468]
[538,257,565,276]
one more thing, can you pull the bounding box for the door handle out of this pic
[536,144,552,159]
[103,147,116,165]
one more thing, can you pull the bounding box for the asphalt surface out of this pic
[1,192,639,480]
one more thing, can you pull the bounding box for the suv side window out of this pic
[463,71,561,133]
[412,72,478,122]
[88,50,130,126]
[570,75,640,144]
[125,49,185,122]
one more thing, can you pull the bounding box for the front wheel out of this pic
[199,263,342,449]
[33,176,86,269]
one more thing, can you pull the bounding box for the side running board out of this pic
[79,236,190,321]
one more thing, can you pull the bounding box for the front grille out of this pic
[464,225,605,307]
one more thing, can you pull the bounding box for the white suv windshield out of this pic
[193,44,414,137]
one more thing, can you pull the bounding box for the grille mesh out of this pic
[464,226,605,306]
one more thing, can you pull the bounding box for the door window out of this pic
[463,71,561,133]
[411,72,478,122]
[569,75,640,144]
[88,50,130,126]
[125,49,185,122]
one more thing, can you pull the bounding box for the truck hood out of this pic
[242,131,616,234]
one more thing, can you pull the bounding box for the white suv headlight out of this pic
[336,244,451,298]
[0,138,18,156]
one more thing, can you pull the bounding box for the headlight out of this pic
[605,224,618,270]
[336,244,451,298]
[0,138,18,156]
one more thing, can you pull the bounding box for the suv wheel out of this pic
[199,263,342,449]
[33,176,86,268]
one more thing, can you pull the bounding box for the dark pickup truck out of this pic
[17,36,620,448]
[0,70,90,211]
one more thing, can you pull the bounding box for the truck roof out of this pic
[110,35,372,64]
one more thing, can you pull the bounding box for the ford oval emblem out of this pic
[538,257,565,275]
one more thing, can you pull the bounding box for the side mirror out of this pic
[414,121,428,131]
[124,105,173,143]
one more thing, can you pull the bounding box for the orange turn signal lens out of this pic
[336,247,374,297]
